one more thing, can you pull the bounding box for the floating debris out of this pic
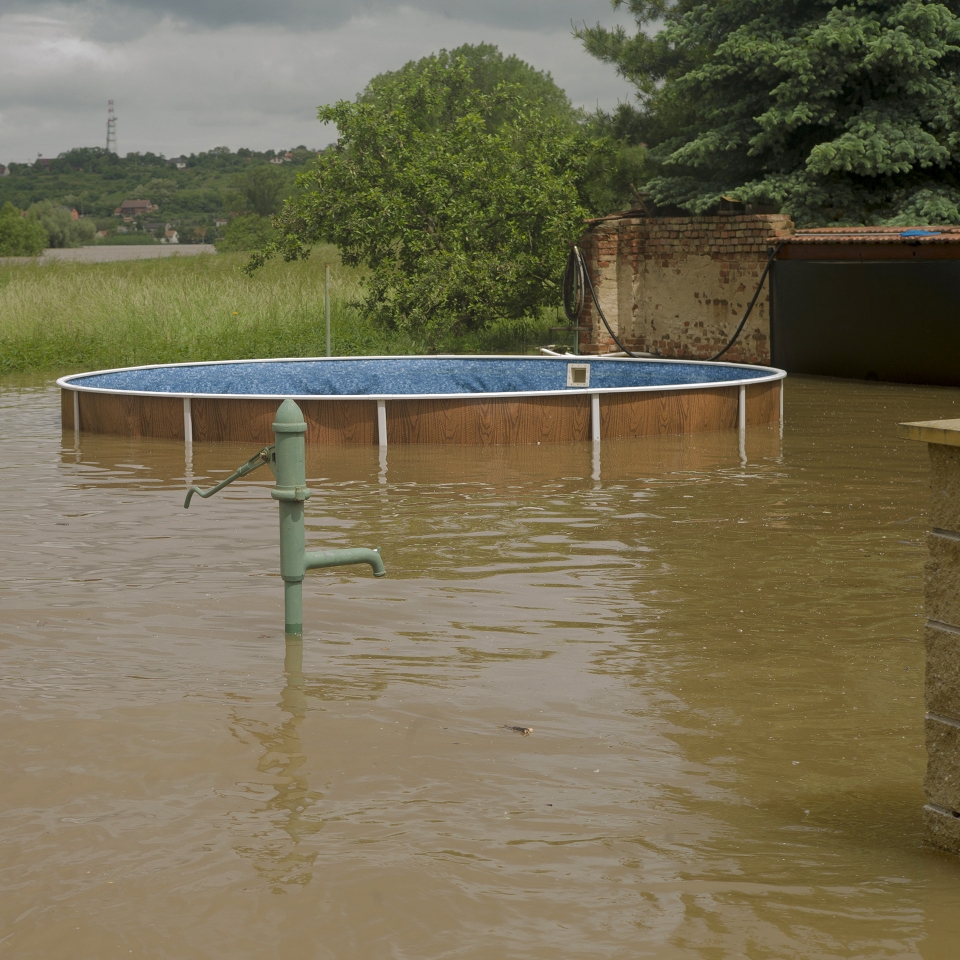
[504,725,533,736]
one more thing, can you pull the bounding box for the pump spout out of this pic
[304,547,386,578]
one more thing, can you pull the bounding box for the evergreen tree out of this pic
[577,0,960,225]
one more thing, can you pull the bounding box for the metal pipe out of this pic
[325,263,331,358]
[377,399,387,448]
[590,392,600,442]
[738,384,747,463]
[272,400,310,635]
[184,447,273,508]
[306,547,385,577]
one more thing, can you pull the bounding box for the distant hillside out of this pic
[0,146,319,242]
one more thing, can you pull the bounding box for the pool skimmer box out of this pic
[567,363,590,387]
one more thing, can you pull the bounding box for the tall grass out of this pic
[0,247,557,375]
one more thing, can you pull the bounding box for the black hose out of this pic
[564,246,641,358]
[562,240,784,363]
[562,246,584,323]
[708,242,784,361]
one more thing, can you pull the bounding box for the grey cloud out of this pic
[0,0,619,39]
[0,6,634,163]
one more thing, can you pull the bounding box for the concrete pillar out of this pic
[900,418,960,853]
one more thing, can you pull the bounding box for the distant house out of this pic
[96,230,108,238]
[163,225,179,244]
[0,164,9,177]
[168,156,187,170]
[113,199,157,218]
[70,208,79,220]
[215,217,228,227]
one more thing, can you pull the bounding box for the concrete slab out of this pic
[899,419,960,447]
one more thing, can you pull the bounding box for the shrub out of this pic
[216,214,277,252]
[0,203,48,256]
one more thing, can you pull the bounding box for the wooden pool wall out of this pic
[61,380,781,445]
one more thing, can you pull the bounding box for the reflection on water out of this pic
[228,639,323,891]
[2,374,960,958]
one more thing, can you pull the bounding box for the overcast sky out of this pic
[0,0,637,164]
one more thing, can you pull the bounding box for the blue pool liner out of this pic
[68,357,774,397]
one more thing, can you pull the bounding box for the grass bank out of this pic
[0,248,557,375]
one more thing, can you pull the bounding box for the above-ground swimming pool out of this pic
[59,355,785,445]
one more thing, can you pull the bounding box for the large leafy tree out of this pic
[0,203,47,256]
[363,43,580,128]
[377,43,648,216]
[27,201,96,248]
[250,51,593,344]
[577,0,960,225]
[235,164,289,217]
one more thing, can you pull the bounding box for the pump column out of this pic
[272,400,312,636]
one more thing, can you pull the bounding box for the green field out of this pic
[0,249,558,375]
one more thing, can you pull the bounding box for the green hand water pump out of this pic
[184,398,385,635]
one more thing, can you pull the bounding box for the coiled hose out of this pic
[562,246,639,357]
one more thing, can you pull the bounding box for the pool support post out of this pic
[184,398,385,636]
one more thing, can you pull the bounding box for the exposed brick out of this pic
[574,213,795,360]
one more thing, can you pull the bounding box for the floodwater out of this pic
[2,374,960,959]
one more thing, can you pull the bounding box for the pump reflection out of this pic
[229,639,322,890]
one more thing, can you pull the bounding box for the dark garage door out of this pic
[770,260,960,386]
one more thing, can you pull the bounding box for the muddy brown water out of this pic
[3,374,960,958]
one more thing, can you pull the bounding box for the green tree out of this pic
[580,103,651,213]
[250,55,593,345]
[144,178,180,206]
[216,214,277,251]
[27,201,96,247]
[577,0,960,225]
[364,43,580,129]
[0,203,48,256]
[368,42,639,216]
[236,164,288,217]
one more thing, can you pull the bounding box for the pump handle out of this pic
[184,446,275,508]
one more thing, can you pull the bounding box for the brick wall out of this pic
[898,419,960,854]
[577,214,794,364]
[923,441,960,854]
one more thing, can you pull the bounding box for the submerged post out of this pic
[184,398,385,636]
[271,399,385,635]
[272,400,311,635]
[899,418,960,855]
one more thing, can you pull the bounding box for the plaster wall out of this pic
[578,214,794,363]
